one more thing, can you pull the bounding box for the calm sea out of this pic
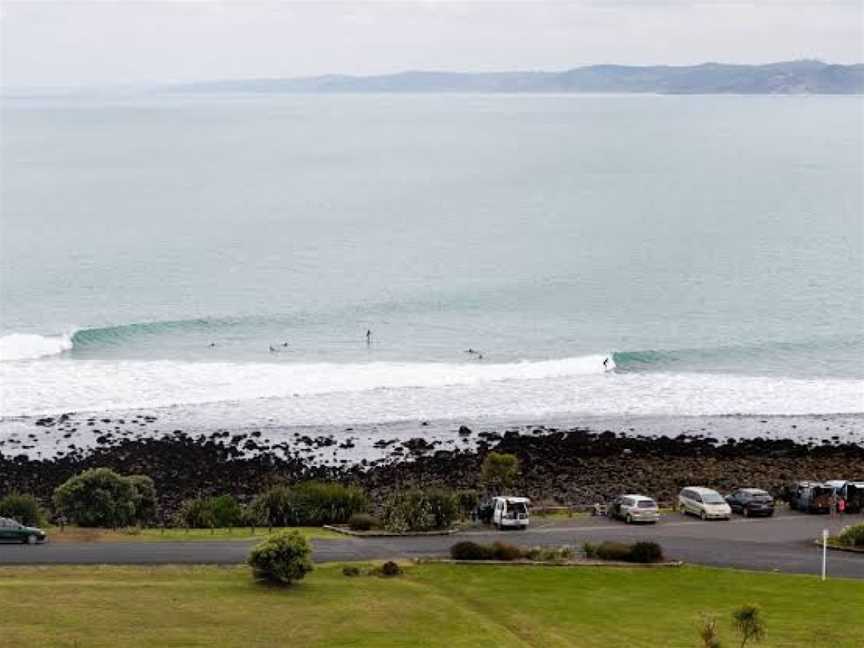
[1,93,862,427]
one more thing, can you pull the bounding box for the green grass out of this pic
[0,563,861,647]
[45,525,339,543]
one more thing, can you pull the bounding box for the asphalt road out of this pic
[1,511,862,579]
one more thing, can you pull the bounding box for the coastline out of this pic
[2,412,862,520]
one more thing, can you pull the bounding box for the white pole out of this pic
[822,529,829,581]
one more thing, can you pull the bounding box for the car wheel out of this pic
[743,508,750,518]
[700,511,707,521]
[25,535,37,545]
[625,514,632,524]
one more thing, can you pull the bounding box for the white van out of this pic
[492,496,530,529]
[678,487,731,520]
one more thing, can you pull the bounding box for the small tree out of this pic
[480,452,520,494]
[732,605,765,648]
[53,468,155,528]
[0,493,46,527]
[248,530,313,585]
[698,615,723,648]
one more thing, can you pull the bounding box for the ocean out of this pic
[1,93,862,451]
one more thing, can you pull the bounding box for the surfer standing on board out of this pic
[366,329,372,345]
[603,357,610,370]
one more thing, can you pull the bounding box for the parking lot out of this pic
[1,508,861,578]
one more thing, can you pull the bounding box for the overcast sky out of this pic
[2,1,862,87]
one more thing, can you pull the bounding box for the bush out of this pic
[586,540,665,563]
[126,475,157,525]
[348,513,377,531]
[835,522,864,547]
[248,530,313,585]
[456,490,479,519]
[629,541,664,563]
[175,495,244,529]
[595,541,634,562]
[253,482,368,528]
[252,485,294,527]
[449,541,527,561]
[342,566,361,577]
[376,561,402,577]
[491,541,524,561]
[450,541,495,560]
[0,494,46,527]
[382,489,458,533]
[52,468,156,528]
[524,545,576,562]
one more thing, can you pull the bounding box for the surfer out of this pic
[269,345,276,352]
[208,342,216,348]
[282,341,289,347]
[603,357,611,370]
[366,329,372,345]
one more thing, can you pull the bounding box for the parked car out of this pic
[825,480,864,514]
[725,488,775,517]
[491,496,530,530]
[678,487,731,520]
[789,481,833,513]
[608,494,660,524]
[0,517,47,544]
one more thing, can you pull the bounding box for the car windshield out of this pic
[751,494,772,501]
[637,500,657,508]
[703,494,725,504]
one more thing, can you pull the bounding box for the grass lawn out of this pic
[45,526,339,543]
[0,563,861,647]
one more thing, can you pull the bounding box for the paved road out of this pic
[1,511,862,579]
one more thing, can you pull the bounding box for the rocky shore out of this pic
[2,416,862,521]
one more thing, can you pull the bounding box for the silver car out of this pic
[609,494,660,524]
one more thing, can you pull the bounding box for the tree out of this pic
[480,452,520,494]
[0,493,46,527]
[732,604,765,648]
[52,468,156,528]
[248,530,313,585]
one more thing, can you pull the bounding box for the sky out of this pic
[1,1,863,87]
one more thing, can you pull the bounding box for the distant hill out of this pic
[170,61,864,95]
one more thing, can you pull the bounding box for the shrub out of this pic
[524,545,575,562]
[348,513,377,531]
[629,541,664,563]
[595,541,634,562]
[382,489,458,533]
[835,522,864,547]
[248,530,313,585]
[175,495,243,529]
[127,475,157,525]
[732,604,765,647]
[342,566,361,577]
[698,615,722,648]
[252,486,294,528]
[289,481,368,526]
[480,452,520,494]
[450,541,495,561]
[52,468,156,528]
[253,482,368,528]
[376,561,402,577]
[585,541,665,563]
[0,494,46,527]
[491,541,524,561]
[456,490,479,518]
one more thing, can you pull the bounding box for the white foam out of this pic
[0,332,74,362]
[0,355,861,419]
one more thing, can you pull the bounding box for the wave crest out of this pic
[0,332,75,362]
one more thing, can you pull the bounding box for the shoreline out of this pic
[2,413,862,520]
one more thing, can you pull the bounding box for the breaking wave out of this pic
[0,332,75,362]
